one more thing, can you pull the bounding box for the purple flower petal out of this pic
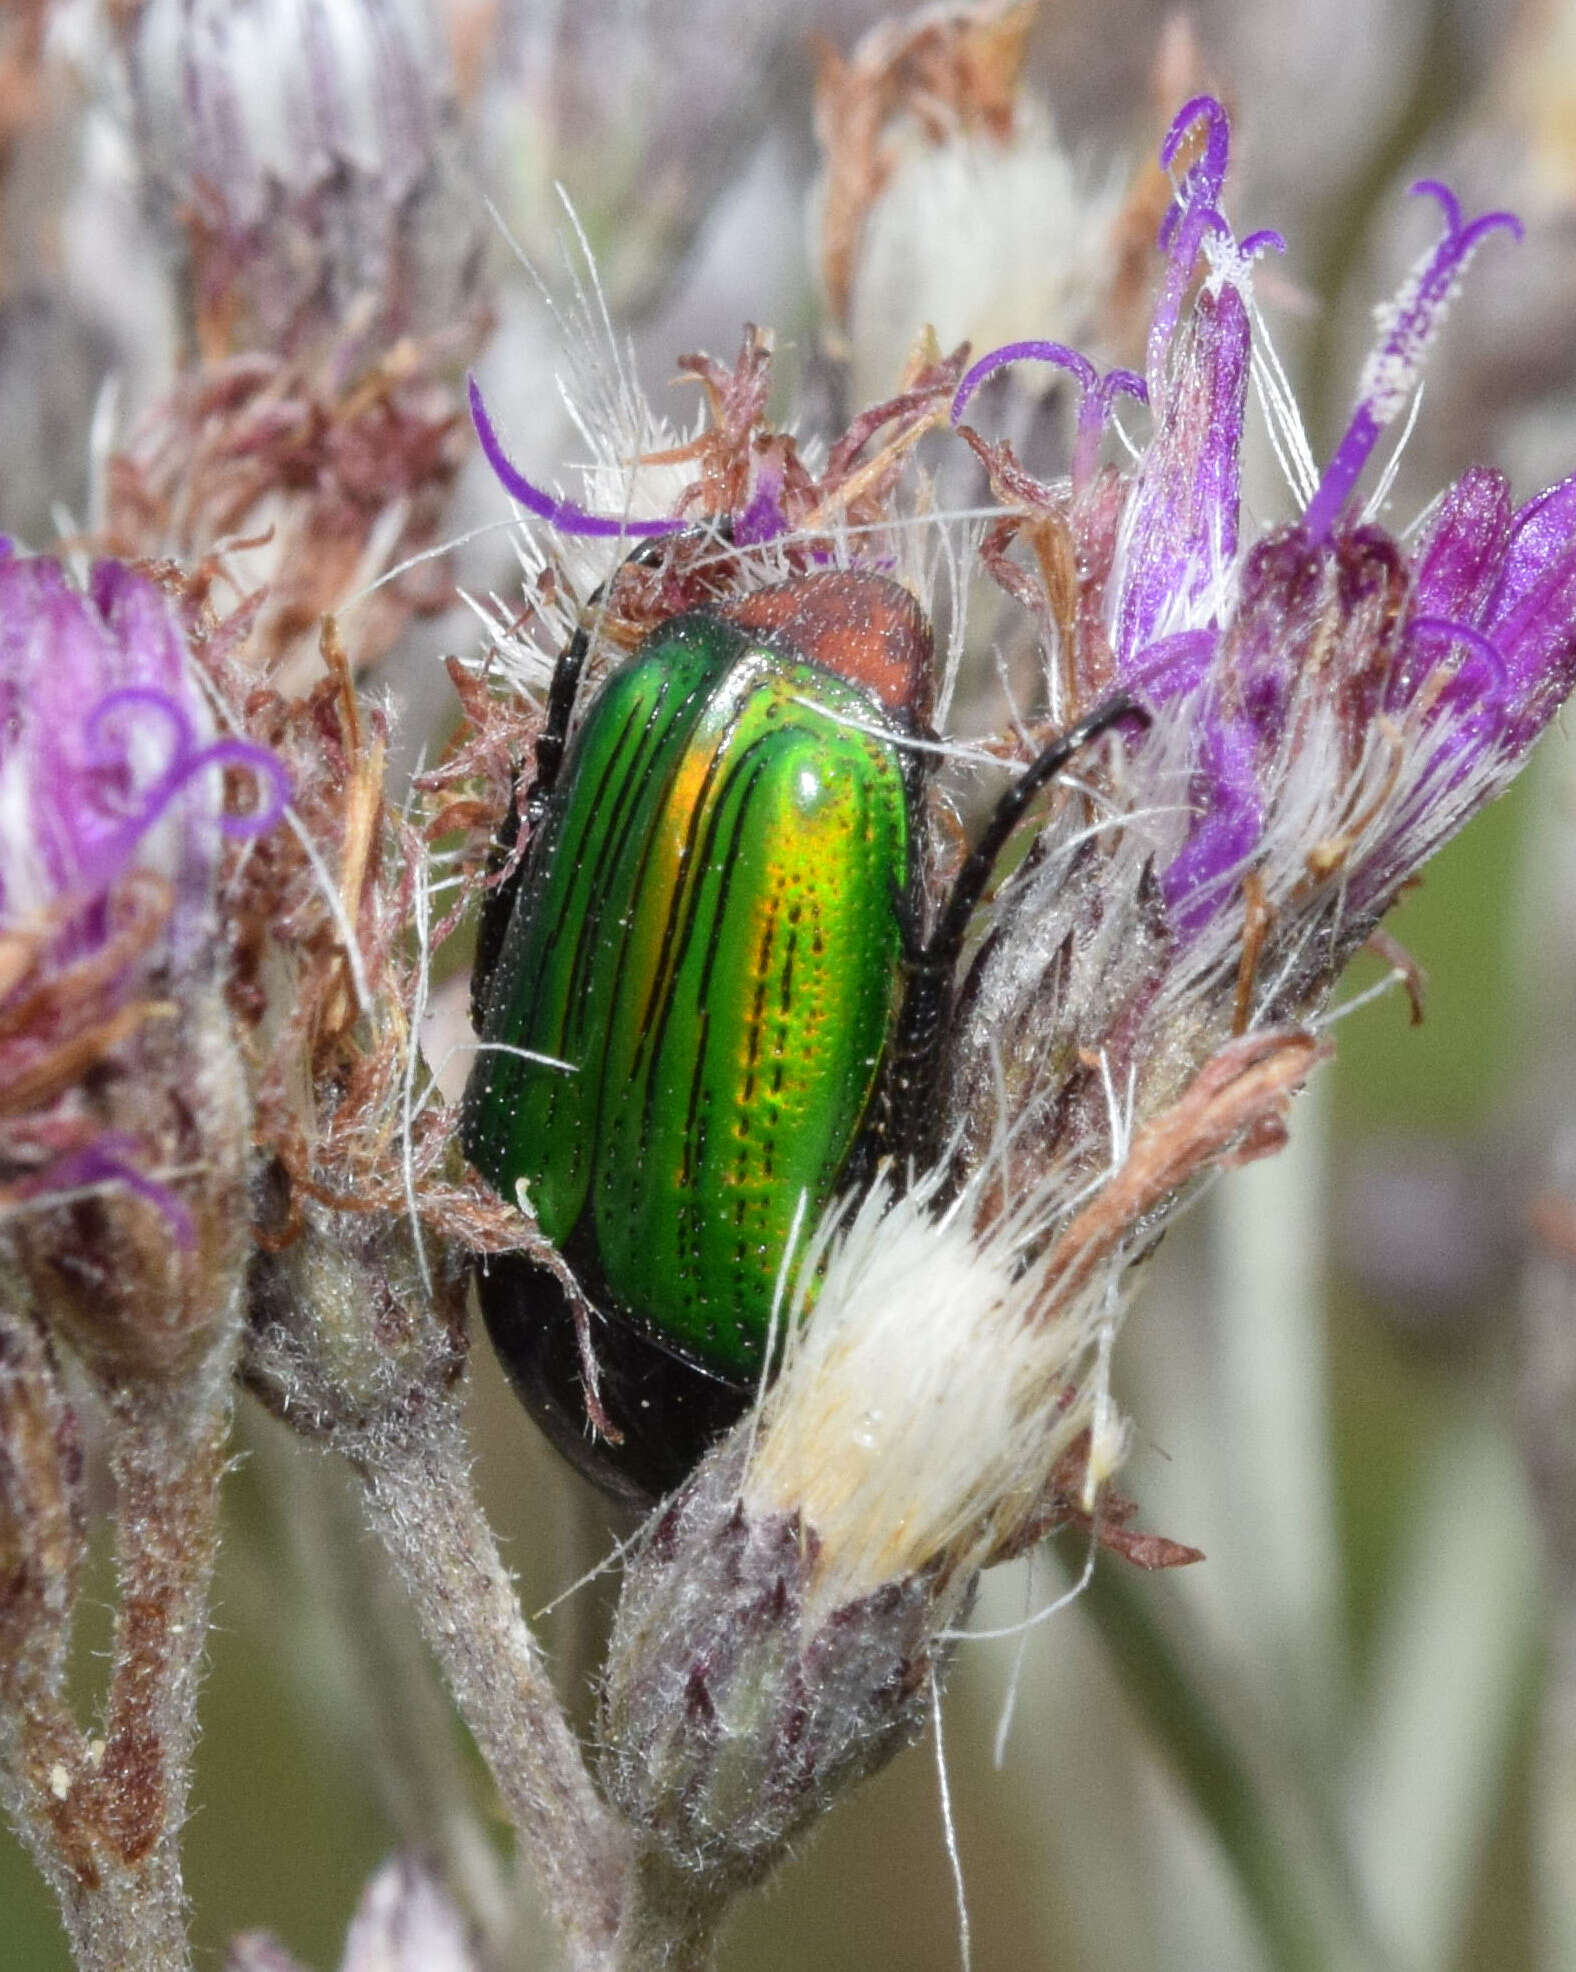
[1114,283,1249,671]
[1410,468,1513,625]
[1149,96,1234,401]
[1482,469,1576,749]
[1160,708,1264,935]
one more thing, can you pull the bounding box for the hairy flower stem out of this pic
[1080,1562,1395,1972]
[83,1384,233,1971]
[1,1298,239,1972]
[612,1848,728,1972]
[351,1398,630,1969]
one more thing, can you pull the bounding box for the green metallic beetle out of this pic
[462,564,1135,1503]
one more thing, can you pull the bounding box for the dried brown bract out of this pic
[814,0,1038,332]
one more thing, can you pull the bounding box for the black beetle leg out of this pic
[469,621,592,1027]
[468,793,523,1029]
[526,622,591,826]
[888,692,1146,1166]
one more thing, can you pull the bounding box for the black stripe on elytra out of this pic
[538,655,713,1080]
[678,1003,710,1192]
[690,743,780,1011]
[778,915,798,1015]
[557,675,698,1036]
[495,654,716,1174]
[739,895,777,1108]
[497,681,669,1155]
[635,744,769,1166]
[619,662,763,1075]
[615,716,773,1334]
[605,656,768,1152]
[586,700,744,1176]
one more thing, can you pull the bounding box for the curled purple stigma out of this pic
[1078,368,1150,484]
[952,340,1097,420]
[952,342,1148,488]
[85,686,195,793]
[1302,186,1524,544]
[202,739,293,834]
[468,374,685,541]
[83,686,290,857]
[1409,180,1526,265]
[1239,228,1288,260]
[1097,369,1150,410]
[1410,179,1463,235]
[1159,96,1230,228]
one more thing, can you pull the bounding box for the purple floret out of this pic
[0,553,286,974]
[1301,187,1523,543]
[468,374,686,541]
[1115,283,1249,672]
[1084,93,1576,953]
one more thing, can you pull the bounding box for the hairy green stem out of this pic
[353,1400,630,1970]
[611,1847,728,1972]
[1,1293,236,1972]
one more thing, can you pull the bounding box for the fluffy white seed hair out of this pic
[743,1165,1127,1615]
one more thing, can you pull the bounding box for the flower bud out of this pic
[601,1032,1312,1881]
[600,1440,943,1889]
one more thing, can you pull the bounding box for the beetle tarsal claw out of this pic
[541,1248,622,1445]
[571,1296,623,1445]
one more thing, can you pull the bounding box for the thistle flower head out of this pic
[1079,132,1566,1011]
[129,0,477,362]
[106,0,488,689]
[0,552,285,1379]
[0,553,284,972]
